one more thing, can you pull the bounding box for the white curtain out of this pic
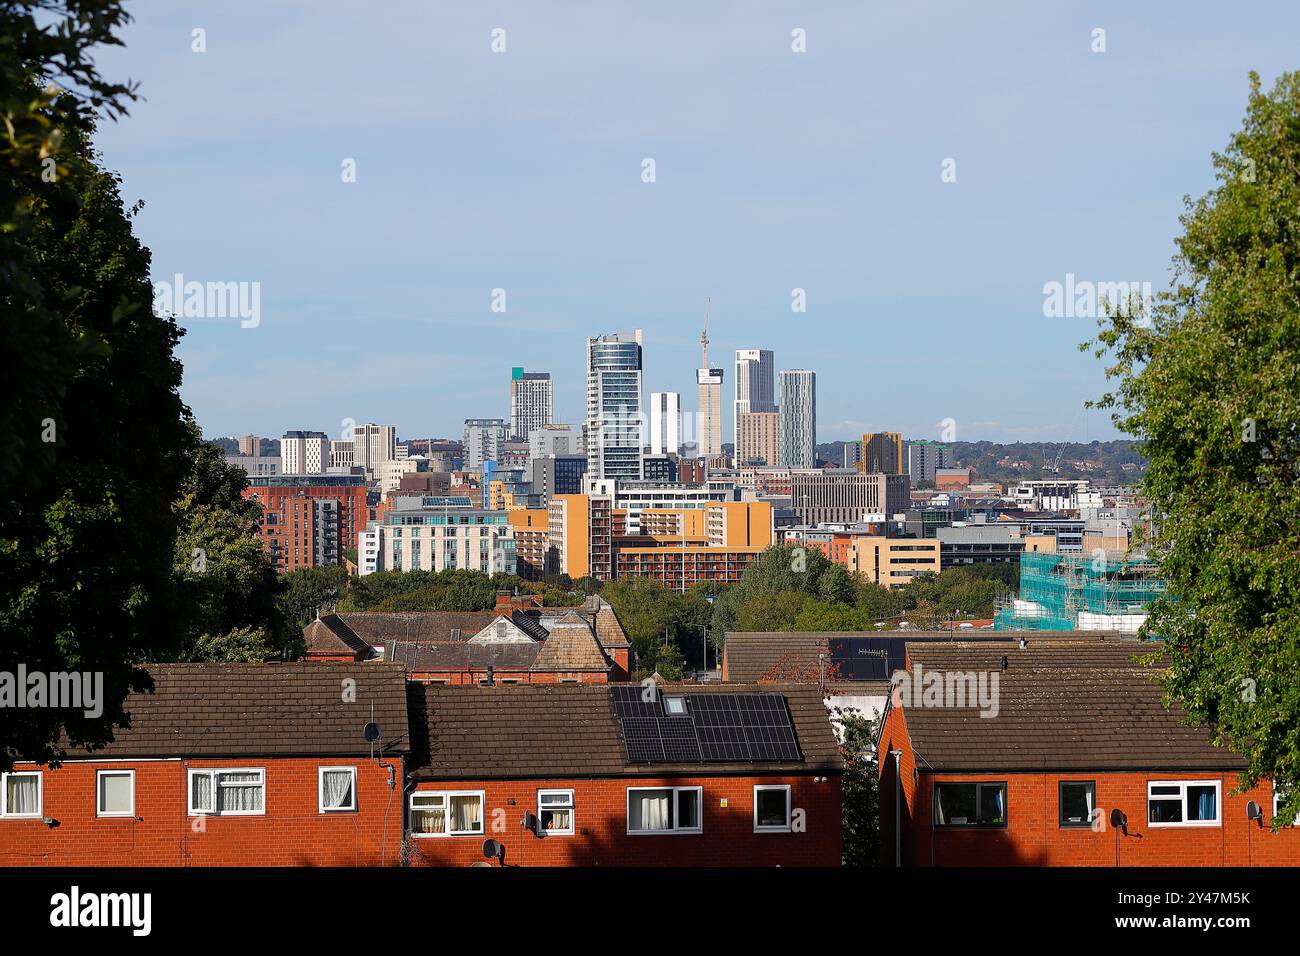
[632,791,670,830]
[451,795,481,832]
[323,770,353,809]
[191,773,213,811]
[412,801,445,833]
[219,772,263,812]
[6,775,38,814]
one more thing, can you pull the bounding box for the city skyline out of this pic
[84,1,1300,445]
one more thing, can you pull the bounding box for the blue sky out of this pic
[92,1,1300,445]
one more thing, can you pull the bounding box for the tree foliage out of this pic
[838,713,879,866]
[710,545,1012,637]
[1087,71,1300,823]
[1,4,288,769]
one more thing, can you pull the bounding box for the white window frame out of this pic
[537,788,575,835]
[187,767,266,817]
[1272,782,1300,826]
[408,789,486,838]
[626,786,703,835]
[96,769,135,818]
[662,695,687,716]
[0,771,43,819]
[1146,780,1222,827]
[318,766,357,813]
[753,784,792,832]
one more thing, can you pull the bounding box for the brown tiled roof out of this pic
[531,612,613,672]
[394,642,540,673]
[304,615,372,658]
[592,598,631,649]
[897,641,1242,772]
[59,663,411,759]
[723,630,1119,684]
[332,611,506,645]
[409,682,841,780]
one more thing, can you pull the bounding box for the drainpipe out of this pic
[890,749,903,867]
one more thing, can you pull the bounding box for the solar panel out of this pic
[614,689,802,764]
[828,638,896,681]
[611,685,662,719]
[621,717,666,762]
[658,718,703,762]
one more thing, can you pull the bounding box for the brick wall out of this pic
[877,704,1300,866]
[406,773,842,867]
[0,756,405,867]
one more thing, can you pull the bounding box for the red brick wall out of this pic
[898,770,1300,867]
[878,703,1300,866]
[876,703,919,866]
[406,774,841,867]
[0,756,404,867]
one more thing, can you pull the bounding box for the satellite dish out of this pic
[363,722,381,743]
[522,811,539,834]
[1246,800,1263,821]
[1110,808,1128,830]
[482,838,504,862]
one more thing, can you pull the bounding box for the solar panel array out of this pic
[612,686,802,764]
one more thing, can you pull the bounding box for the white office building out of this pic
[734,348,776,446]
[281,431,331,475]
[353,423,397,480]
[530,422,581,460]
[509,369,553,442]
[649,391,681,456]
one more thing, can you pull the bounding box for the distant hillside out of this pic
[816,439,1146,487]
[209,436,281,457]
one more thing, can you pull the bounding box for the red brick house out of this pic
[0,663,410,867]
[877,641,1300,867]
[404,682,843,866]
[304,599,632,684]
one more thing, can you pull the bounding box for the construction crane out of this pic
[1050,441,1066,474]
[700,297,711,369]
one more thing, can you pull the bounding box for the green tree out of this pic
[1,3,195,770]
[172,431,296,662]
[600,578,675,671]
[838,713,879,866]
[1087,71,1300,823]
[279,565,351,626]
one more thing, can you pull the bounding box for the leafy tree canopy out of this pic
[1087,71,1300,824]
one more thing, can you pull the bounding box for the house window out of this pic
[934,781,1007,827]
[1272,783,1300,826]
[96,770,135,817]
[0,772,42,819]
[188,768,265,815]
[627,786,702,834]
[663,695,687,716]
[1147,780,1221,826]
[1058,780,1096,828]
[318,767,357,813]
[410,791,485,837]
[538,789,574,834]
[754,785,792,832]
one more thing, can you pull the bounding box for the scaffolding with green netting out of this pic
[994,550,1168,631]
